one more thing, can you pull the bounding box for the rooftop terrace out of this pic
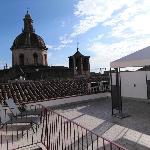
[55,97,150,150]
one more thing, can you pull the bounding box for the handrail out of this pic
[0,105,126,150]
[45,108,127,150]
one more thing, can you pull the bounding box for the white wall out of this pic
[112,71,148,99]
[121,71,147,99]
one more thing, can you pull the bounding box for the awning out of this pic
[110,46,150,68]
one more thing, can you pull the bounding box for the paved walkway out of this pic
[55,97,150,150]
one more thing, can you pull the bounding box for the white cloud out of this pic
[103,0,150,39]
[71,0,150,71]
[73,0,150,38]
[46,44,53,49]
[60,0,139,42]
[55,34,73,50]
[54,0,150,67]
[54,44,66,50]
[71,15,100,37]
[72,0,137,37]
[88,34,104,43]
[59,34,73,45]
[88,38,150,71]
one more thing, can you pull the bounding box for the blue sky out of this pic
[0,0,150,72]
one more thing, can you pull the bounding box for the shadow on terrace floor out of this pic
[54,97,150,136]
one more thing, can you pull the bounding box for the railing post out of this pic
[45,108,49,149]
[7,140,8,150]
[103,138,106,150]
[97,135,98,149]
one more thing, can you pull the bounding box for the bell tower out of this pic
[68,44,90,78]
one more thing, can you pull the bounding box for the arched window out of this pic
[12,53,14,66]
[19,54,24,65]
[83,58,89,71]
[75,58,80,71]
[44,54,47,65]
[33,53,38,65]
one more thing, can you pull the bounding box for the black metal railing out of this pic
[41,109,127,150]
[0,104,45,150]
[0,106,126,150]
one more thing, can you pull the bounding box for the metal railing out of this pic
[0,107,126,150]
[0,105,45,150]
[41,109,127,150]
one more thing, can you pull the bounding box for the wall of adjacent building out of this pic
[112,71,150,99]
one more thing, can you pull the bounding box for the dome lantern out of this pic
[23,11,34,33]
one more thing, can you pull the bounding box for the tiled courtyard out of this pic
[54,97,150,150]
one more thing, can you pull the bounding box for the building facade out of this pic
[11,11,48,66]
[68,47,90,78]
[0,12,91,82]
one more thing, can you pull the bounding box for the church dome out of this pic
[11,11,47,50]
[11,32,47,50]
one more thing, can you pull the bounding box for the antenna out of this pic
[77,42,79,52]
[27,7,29,14]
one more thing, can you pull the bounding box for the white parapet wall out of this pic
[27,92,110,109]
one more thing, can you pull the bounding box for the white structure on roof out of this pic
[110,46,150,68]
[110,46,150,100]
[112,71,150,99]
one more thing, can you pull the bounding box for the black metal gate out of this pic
[147,80,150,99]
[110,68,129,119]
